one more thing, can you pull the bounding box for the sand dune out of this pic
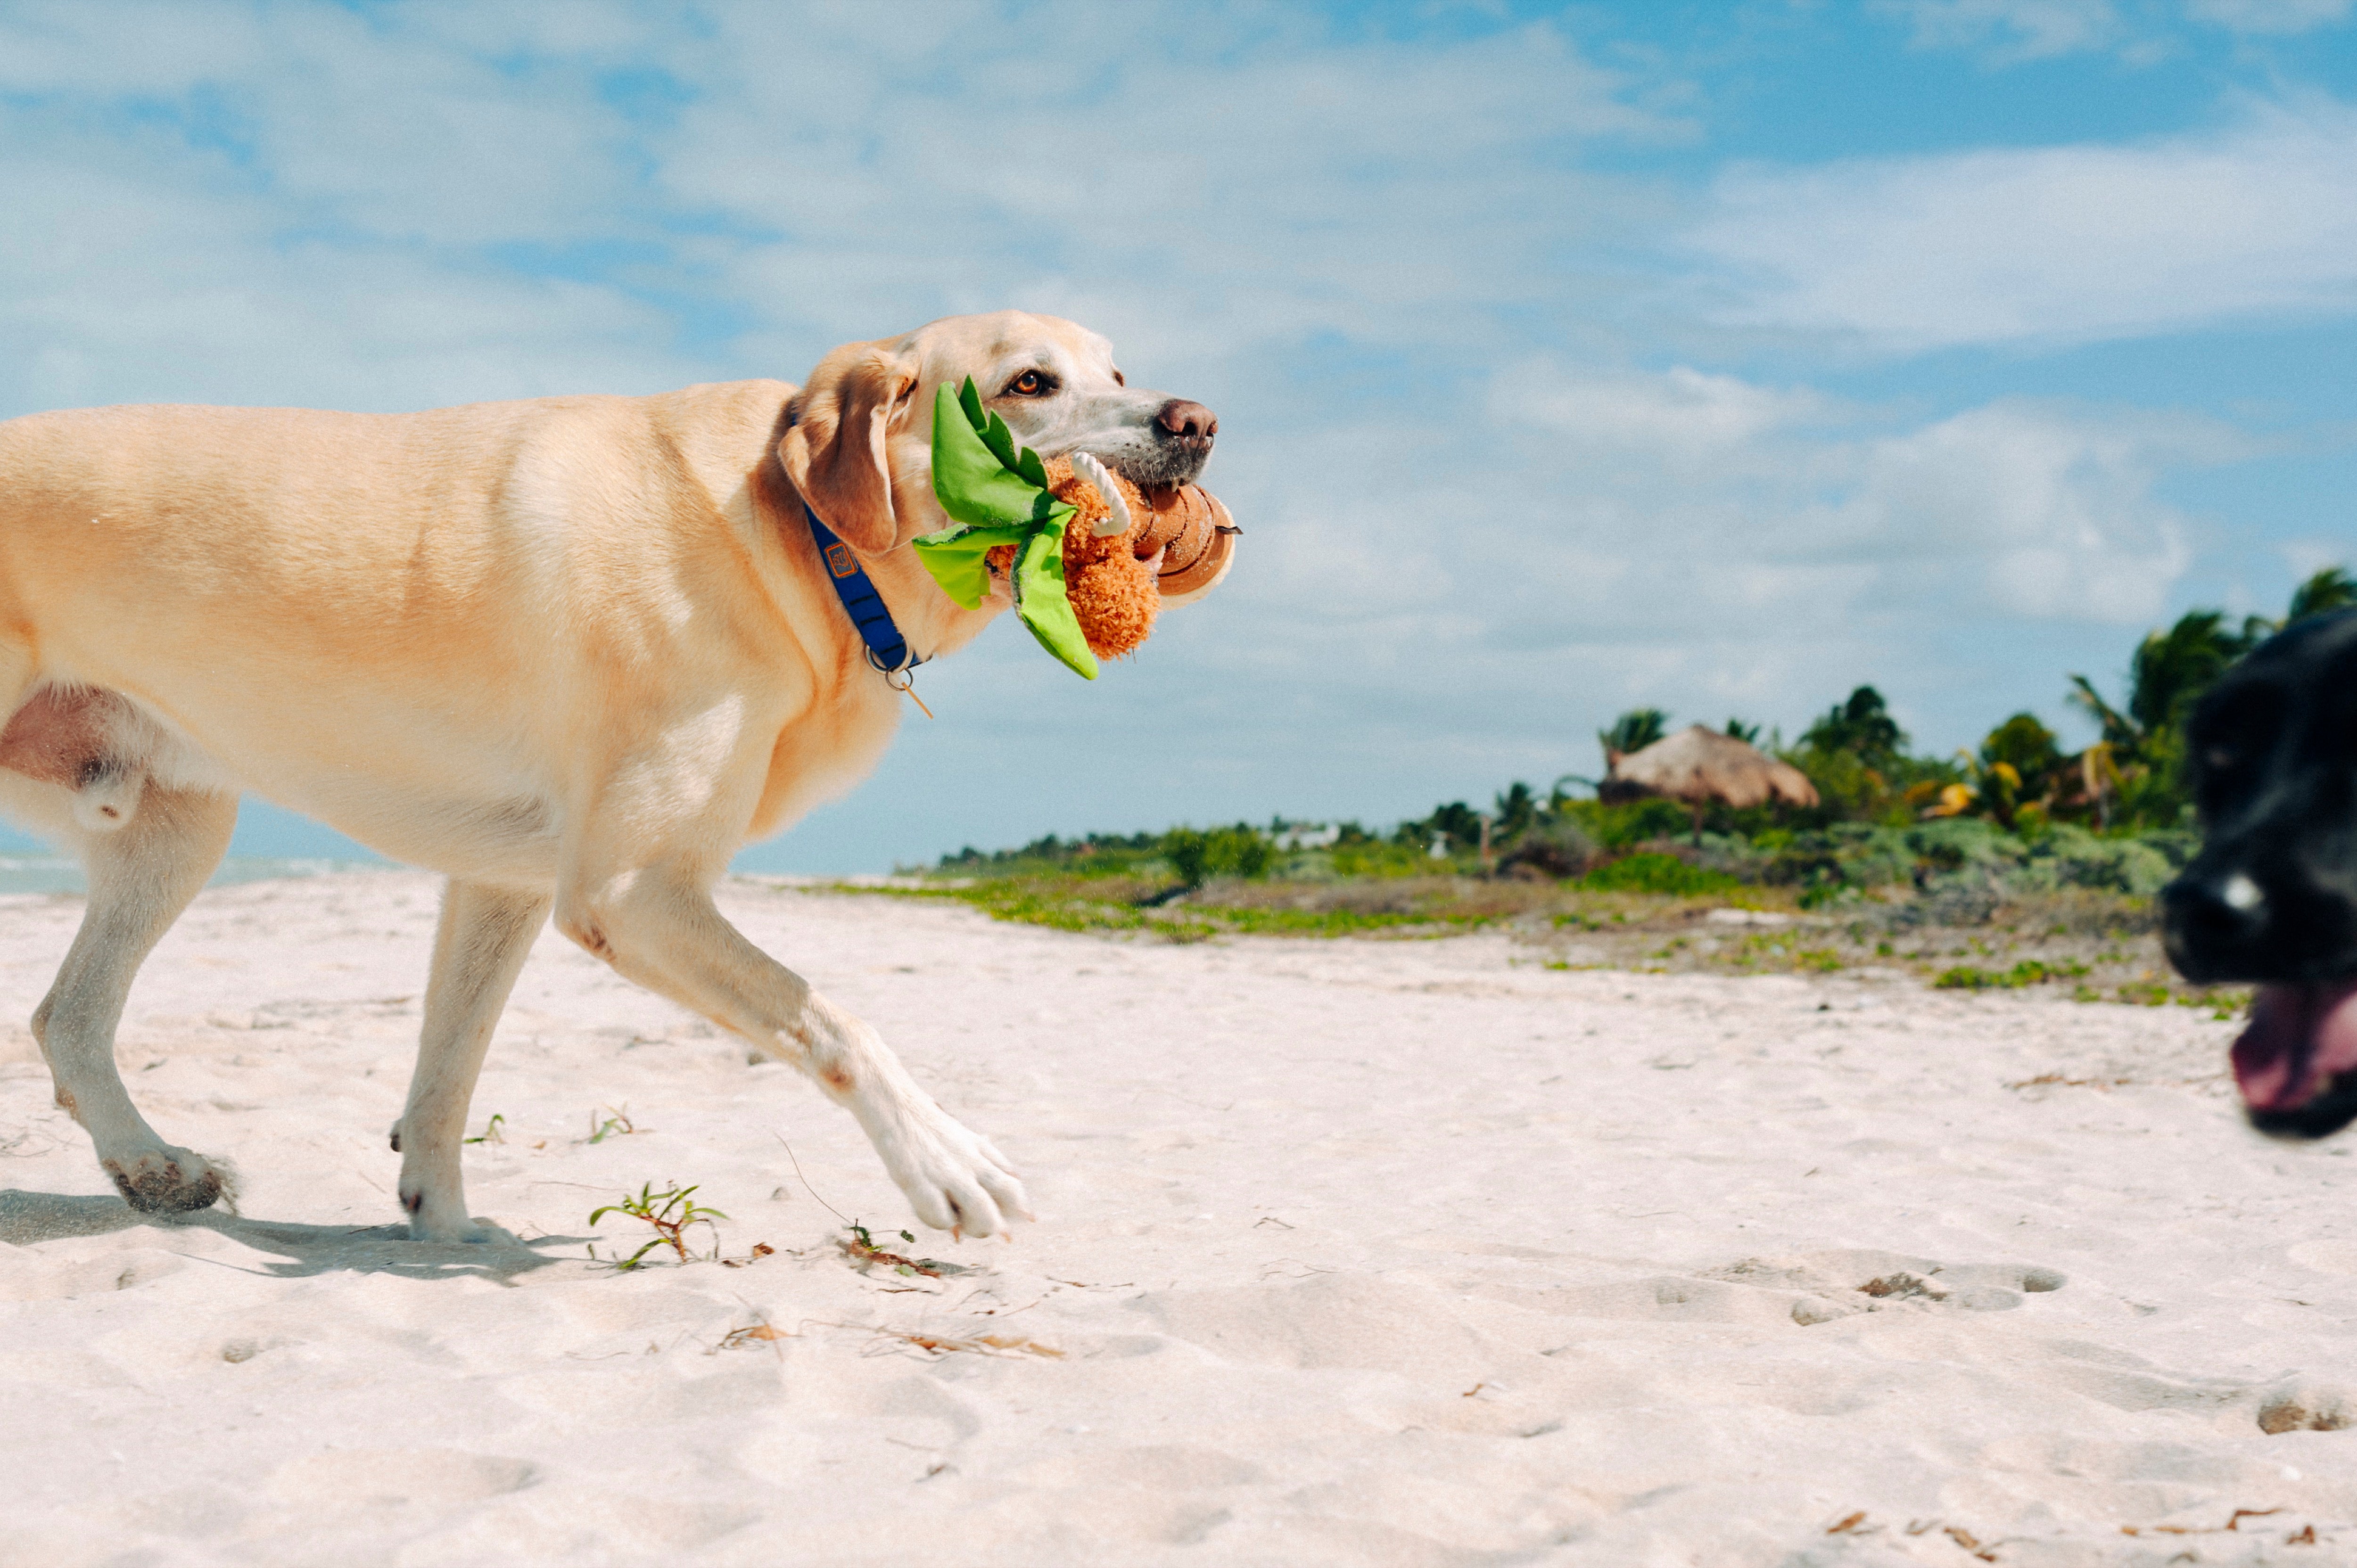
[4,872,2355,1565]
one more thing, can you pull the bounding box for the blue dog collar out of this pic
[805,503,923,677]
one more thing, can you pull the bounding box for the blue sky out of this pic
[0,0,2352,871]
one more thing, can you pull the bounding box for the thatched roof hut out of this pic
[1603,725,1820,811]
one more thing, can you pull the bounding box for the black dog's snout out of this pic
[1155,399,1218,448]
[2162,870,2272,983]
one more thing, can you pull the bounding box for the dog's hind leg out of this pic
[390,880,549,1241]
[33,782,237,1214]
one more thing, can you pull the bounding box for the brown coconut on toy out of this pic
[993,455,1238,662]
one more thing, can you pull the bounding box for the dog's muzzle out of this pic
[2164,862,2357,1137]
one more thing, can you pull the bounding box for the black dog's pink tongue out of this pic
[2234,980,2357,1111]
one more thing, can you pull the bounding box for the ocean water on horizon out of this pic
[0,856,392,897]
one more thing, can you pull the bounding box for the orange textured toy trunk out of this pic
[1024,457,1237,660]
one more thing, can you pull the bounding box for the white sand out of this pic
[4,872,2356,1566]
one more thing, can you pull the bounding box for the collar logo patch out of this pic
[824,541,857,579]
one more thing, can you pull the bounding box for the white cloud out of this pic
[0,2,718,411]
[1203,361,2242,760]
[1497,363,1833,463]
[1870,0,2123,60]
[1682,99,2357,352]
[651,5,1688,380]
[2281,537,2355,576]
[1473,363,2228,632]
[2185,0,2354,33]
[0,2,1688,413]
[1830,403,2208,622]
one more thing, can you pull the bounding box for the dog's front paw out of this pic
[104,1146,232,1214]
[878,1101,1031,1240]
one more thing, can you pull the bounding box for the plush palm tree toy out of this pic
[916,379,1236,677]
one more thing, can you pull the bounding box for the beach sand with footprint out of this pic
[3,873,2356,1564]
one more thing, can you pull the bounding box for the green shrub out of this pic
[933,828,1164,876]
[1497,818,1598,879]
[1797,880,1858,911]
[2020,824,2176,897]
[1579,852,1742,895]
[1163,825,1274,887]
[1934,958,2090,990]
[1329,840,1449,878]
[1556,797,1697,850]
[1906,817,2020,874]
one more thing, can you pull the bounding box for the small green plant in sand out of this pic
[838,1220,967,1279]
[588,1181,727,1271]
[770,1133,965,1281]
[585,1105,639,1143]
[462,1113,506,1145]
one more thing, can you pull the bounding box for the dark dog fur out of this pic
[2162,607,2357,1136]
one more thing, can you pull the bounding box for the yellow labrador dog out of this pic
[0,311,1228,1242]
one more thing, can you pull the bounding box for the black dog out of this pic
[2163,608,2357,1137]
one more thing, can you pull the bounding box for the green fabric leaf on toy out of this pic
[914,378,1097,680]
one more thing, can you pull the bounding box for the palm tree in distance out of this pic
[2069,567,2353,755]
[1492,781,1539,841]
[2134,611,2250,733]
[2066,609,2251,811]
[1599,707,1668,765]
[2285,565,2357,627]
[2067,563,2352,826]
[1801,687,1906,771]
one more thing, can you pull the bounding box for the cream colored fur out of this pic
[0,310,1220,1241]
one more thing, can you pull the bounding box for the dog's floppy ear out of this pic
[781,345,916,554]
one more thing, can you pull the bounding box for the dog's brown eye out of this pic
[1007,370,1051,396]
[1112,369,1126,387]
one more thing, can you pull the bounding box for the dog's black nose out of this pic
[1155,400,1217,444]
[2162,869,2272,983]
